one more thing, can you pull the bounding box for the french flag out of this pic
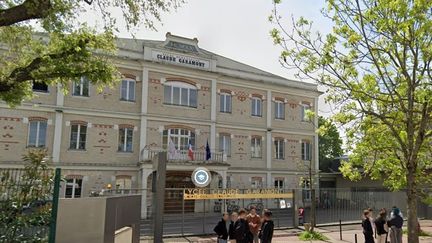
[188,143,194,161]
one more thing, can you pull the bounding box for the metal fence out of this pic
[104,187,432,238]
[304,188,430,225]
[0,167,60,242]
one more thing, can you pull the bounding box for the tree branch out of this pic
[0,0,52,27]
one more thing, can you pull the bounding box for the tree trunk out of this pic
[406,172,419,243]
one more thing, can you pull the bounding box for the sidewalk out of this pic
[140,220,432,243]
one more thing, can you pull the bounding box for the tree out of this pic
[0,0,183,106]
[0,150,53,242]
[270,1,432,242]
[318,116,343,172]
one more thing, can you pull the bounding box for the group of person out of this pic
[214,206,275,243]
[362,206,404,243]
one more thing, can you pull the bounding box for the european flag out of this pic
[205,140,211,161]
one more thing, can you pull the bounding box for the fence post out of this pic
[153,152,167,243]
[182,191,184,236]
[48,168,61,243]
[293,189,298,228]
[339,219,342,240]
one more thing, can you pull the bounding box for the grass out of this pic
[299,230,329,241]
[402,229,432,237]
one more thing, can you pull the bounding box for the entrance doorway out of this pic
[165,171,195,213]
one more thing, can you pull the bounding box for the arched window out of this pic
[162,128,196,150]
[163,81,197,108]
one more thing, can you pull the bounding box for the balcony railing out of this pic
[141,149,227,163]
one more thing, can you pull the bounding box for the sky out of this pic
[90,0,334,116]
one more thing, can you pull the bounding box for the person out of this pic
[362,209,375,243]
[233,208,253,243]
[374,208,388,243]
[259,210,274,243]
[229,212,238,242]
[214,212,231,243]
[246,206,261,243]
[388,207,403,243]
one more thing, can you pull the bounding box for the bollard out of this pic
[354,233,358,243]
[339,219,342,240]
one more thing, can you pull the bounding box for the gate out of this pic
[139,188,296,238]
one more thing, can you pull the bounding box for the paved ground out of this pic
[140,220,432,243]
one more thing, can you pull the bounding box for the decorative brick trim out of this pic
[93,124,113,129]
[70,120,88,126]
[28,116,48,122]
[122,74,136,80]
[166,77,197,86]
[0,116,22,122]
[251,135,263,139]
[219,89,233,94]
[274,137,285,141]
[119,124,135,129]
[250,93,263,99]
[274,97,286,102]
[149,79,161,84]
[115,175,132,179]
[287,139,299,143]
[164,124,195,131]
[219,132,231,137]
[65,175,83,179]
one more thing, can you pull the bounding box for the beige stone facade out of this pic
[0,33,321,216]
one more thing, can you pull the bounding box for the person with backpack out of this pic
[388,207,403,243]
[233,208,253,243]
[214,212,232,243]
[374,208,388,243]
[259,210,274,243]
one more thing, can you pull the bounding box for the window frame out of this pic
[69,124,87,150]
[301,103,312,121]
[162,128,196,151]
[163,81,198,108]
[219,92,232,113]
[274,101,285,120]
[274,138,285,160]
[219,134,231,157]
[32,82,49,93]
[72,77,90,97]
[251,97,263,117]
[274,179,284,189]
[301,141,312,161]
[250,136,262,158]
[65,178,82,198]
[27,120,47,148]
[120,78,136,102]
[118,127,134,152]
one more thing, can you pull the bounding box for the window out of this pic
[251,137,262,158]
[275,101,285,119]
[301,103,312,121]
[121,79,135,101]
[65,178,82,198]
[32,82,48,93]
[274,179,284,189]
[220,92,232,113]
[219,134,231,156]
[251,177,263,189]
[115,176,132,191]
[118,127,133,152]
[164,81,197,107]
[69,124,87,150]
[302,178,311,200]
[301,141,312,161]
[251,97,262,117]
[73,77,90,97]
[162,128,195,151]
[274,139,285,159]
[28,120,47,147]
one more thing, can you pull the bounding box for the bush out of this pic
[299,230,329,241]
[402,229,432,237]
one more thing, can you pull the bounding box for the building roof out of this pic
[115,33,320,93]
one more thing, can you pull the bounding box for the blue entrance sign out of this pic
[192,167,211,187]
